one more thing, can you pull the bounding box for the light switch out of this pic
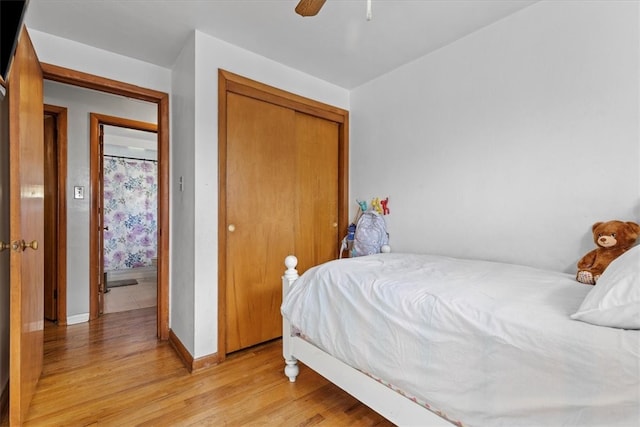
[74,186,84,199]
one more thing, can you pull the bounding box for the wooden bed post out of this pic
[282,255,299,382]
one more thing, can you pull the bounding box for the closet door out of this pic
[222,71,347,355]
[294,112,339,274]
[225,93,297,353]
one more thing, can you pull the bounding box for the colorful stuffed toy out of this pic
[576,220,640,285]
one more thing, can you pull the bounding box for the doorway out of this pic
[89,114,159,318]
[42,63,170,339]
[100,123,158,314]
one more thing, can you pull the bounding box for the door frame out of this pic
[43,104,68,324]
[41,63,170,339]
[89,114,158,318]
[217,69,349,360]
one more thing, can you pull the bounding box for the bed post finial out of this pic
[284,255,298,280]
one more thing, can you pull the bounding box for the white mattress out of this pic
[281,253,640,427]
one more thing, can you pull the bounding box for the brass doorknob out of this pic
[0,241,10,252]
[228,224,236,232]
[20,240,38,251]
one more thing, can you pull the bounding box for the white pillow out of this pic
[571,244,640,329]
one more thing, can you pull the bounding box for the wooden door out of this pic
[219,70,348,357]
[43,114,57,321]
[225,93,297,353]
[225,94,341,354]
[293,112,339,274]
[8,27,45,425]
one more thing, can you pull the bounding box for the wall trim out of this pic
[169,329,220,373]
[168,329,192,370]
[66,313,89,325]
[192,353,220,372]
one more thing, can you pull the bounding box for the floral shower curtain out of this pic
[103,156,158,271]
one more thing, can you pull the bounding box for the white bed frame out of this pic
[282,255,452,427]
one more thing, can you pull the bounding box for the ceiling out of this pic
[104,125,157,151]
[24,0,538,89]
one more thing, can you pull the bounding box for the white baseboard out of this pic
[106,266,157,281]
[66,313,90,325]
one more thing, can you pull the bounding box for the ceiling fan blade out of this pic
[295,0,327,17]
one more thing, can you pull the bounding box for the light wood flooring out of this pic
[9,307,393,426]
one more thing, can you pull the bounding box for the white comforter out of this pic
[281,253,640,427]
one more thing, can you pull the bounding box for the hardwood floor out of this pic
[6,307,393,426]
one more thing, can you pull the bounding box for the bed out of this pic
[280,249,640,426]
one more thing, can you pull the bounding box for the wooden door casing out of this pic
[97,124,105,315]
[8,27,45,425]
[219,70,349,357]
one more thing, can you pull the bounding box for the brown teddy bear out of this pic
[576,220,640,285]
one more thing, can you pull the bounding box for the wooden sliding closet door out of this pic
[225,95,340,354]
[293,112,339,274]
[225,93,297,353]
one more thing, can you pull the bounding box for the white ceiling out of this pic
[103,125,157,151]
[24,0,538,89]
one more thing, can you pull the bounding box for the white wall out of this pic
[29,30,171,93]
[350,0,639,273]
[169,30,350,358]
[43,81,157,321]
[170,34,196,353]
